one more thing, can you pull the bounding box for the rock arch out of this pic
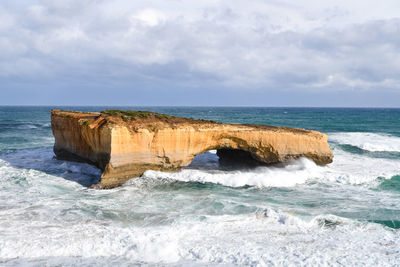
[51,109,333,188]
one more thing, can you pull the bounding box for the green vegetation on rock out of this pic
[100,110,217,124]
[101,110,173,121]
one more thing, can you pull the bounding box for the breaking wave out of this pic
[329,132,400,152]
[144,158,318,188]
[143,147,400,188]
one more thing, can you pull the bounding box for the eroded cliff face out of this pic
[51,109,333,188]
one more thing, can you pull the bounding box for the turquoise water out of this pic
[0,106,399,266]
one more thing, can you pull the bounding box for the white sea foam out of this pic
[0,148,399,266]
[0,201,398,266]
[329,132,400,152]
[321,148,400,185]
[143,158,318,188]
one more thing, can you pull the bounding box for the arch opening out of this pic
[186,148,266,171]
[216,148,263,168]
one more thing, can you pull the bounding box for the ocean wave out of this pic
[329,132,400,152]
[17,124,38,130]
[255,208,358,229]
[255,207,400,231]
[10,121,51,130]
[143,158,318,188]
[321,148,400,185]
[142,147,400,188]
[377,175,400,192]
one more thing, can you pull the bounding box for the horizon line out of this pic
[0,104,400,109]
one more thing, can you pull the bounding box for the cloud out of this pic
[0,0,400,105]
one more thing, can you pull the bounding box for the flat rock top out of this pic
[51,109,321,137]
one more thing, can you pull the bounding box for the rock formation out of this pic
[51,109,333,188]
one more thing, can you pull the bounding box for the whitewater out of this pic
[0,107,399,266]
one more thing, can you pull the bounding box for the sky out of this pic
[1,0,400,107]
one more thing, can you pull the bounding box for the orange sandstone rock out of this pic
[51,109,333,188]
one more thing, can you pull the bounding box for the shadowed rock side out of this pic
[51,109,333,188]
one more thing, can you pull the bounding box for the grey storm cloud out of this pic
[1,0,400,105]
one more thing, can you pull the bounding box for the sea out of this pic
[0,106,399,266]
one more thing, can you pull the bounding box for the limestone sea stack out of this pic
[51,109,333,188]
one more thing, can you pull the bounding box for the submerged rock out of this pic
[51,109,333,188]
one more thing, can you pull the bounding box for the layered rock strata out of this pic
[51,109,333,188]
